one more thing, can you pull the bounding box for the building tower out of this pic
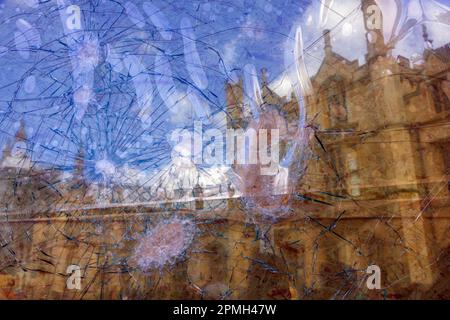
[1,119,31,169]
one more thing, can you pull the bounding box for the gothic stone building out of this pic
[1,1,449,300]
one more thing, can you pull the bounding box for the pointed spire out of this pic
[74,144,86,184]
[323,29,332,57]
[15,118,27,142]
[261,68,268,86]
[4,118,28,158]
[75,146,84,173]
[1,119,30,168]
[261,68,270,106]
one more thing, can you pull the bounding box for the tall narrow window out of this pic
[438,142,450,194]
[430,80,450,113]
[327,78,348,125]
[347,151,361,197]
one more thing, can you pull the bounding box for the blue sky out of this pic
[0,0,312,176]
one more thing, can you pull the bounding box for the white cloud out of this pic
[223,39,238,68]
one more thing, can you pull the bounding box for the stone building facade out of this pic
[0,0,449,300]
